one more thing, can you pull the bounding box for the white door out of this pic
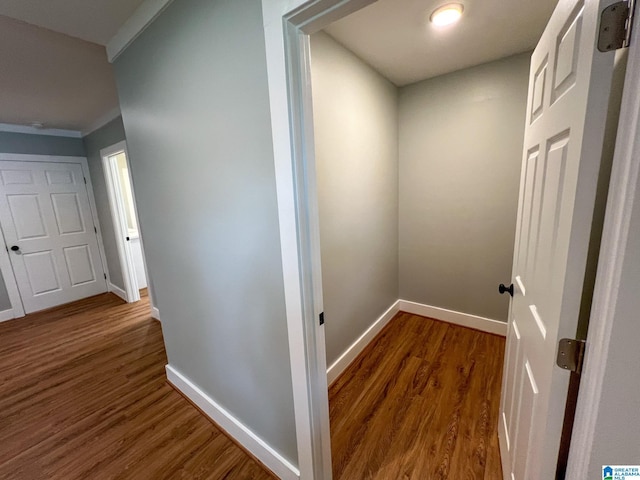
[130,236,148,289]
[0,161,107,313]
[498,0,618,478]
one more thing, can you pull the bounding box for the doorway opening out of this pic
[276,0,628,477]
[100,141,149,305]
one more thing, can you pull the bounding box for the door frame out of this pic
[262,0,640,477]
[100,141,142,303]
[0,153,110,321]
[566,11,640,476]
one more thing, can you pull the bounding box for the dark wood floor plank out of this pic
[329,312,505,480]
[0,292,274,480]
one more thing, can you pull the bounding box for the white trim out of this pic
[0,154,87,164]
[0,309,15,323]
[0,224,25,318]
[100,141,141,304]
[0,154,109,317]
[107,0,175,62]
[166,365,300,480]
[262,1,378,477]
[327,301,400,385]
[81,108,121,137]
[566,12,640,477]
[80,161,112,295]
[0,123,82,138]
[398,300,508,336]
[151,307,160,321]
[108,283,128,302]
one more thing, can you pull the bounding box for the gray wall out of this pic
[310,32,399,366]
[113,0,297,466]
[82,116,127,290]
[0,132,86,311]
[399,53,531,322]
[0,131,85,157]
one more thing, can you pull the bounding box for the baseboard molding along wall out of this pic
[398,300,507,336]
[0,308,14,323]
[151,307,160,321]
[326,300,401,386]
[165,365,300,480]
[326,299,507,385]
[108,283,128,302]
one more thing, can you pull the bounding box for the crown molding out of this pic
[107,0,175,62]
[0,123,82,138]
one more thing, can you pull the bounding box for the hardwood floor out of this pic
[329,312,505,480]
[0,292,274,480]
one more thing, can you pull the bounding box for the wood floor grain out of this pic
[0,292,274,480]
[329,312,505,480]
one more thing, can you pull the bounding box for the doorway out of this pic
[0,154,108,318]
[100,141,148,304]
[309,5,533,478]
[270,0,629,477]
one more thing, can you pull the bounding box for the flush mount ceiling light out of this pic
[430,3,464,27]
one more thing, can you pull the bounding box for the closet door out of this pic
[498,0,619,478]
[0,161,107,313]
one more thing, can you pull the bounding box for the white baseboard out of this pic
[0,308,14,323]
[151,307,160,321]
[326,300,400,386]
[165,365,299,480]
[109,283,128,302]
[398,300,507,336]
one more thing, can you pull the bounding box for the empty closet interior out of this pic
[309,28,531,375]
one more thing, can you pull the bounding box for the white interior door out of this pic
[498,0,619,478]
[0,161,107,313]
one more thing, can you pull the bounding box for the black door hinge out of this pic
[556,338,587,374]
[104,273,107,280]
[598,0,635,51]
[319,312,325,326]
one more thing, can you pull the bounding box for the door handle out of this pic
[499,283,514,297]
[10,245,19,252]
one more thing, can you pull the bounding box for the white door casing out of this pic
[101,141,142,304]
[498,0,618,479]
[0,161,107,313]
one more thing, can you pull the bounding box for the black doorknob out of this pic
[499,283,514,297]
[10,246,19,251]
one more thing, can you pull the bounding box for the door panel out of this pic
[8,194,48,239]
[63,245,96,286]
[0,161,107,313]
[498,0,617,478]
[52,193,85,235]
[23,250,61,295]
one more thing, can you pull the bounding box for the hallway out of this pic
[0,292,274,480]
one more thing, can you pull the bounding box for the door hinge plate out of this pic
[598,0,635,51]
[319,312,324,326]
[557,338,586,374]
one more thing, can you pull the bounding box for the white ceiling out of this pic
[0,15,120,132]
[325,0,559,86]
[0,0,146,133]
[0,0,146,45]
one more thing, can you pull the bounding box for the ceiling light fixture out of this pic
[430,3,464,27]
